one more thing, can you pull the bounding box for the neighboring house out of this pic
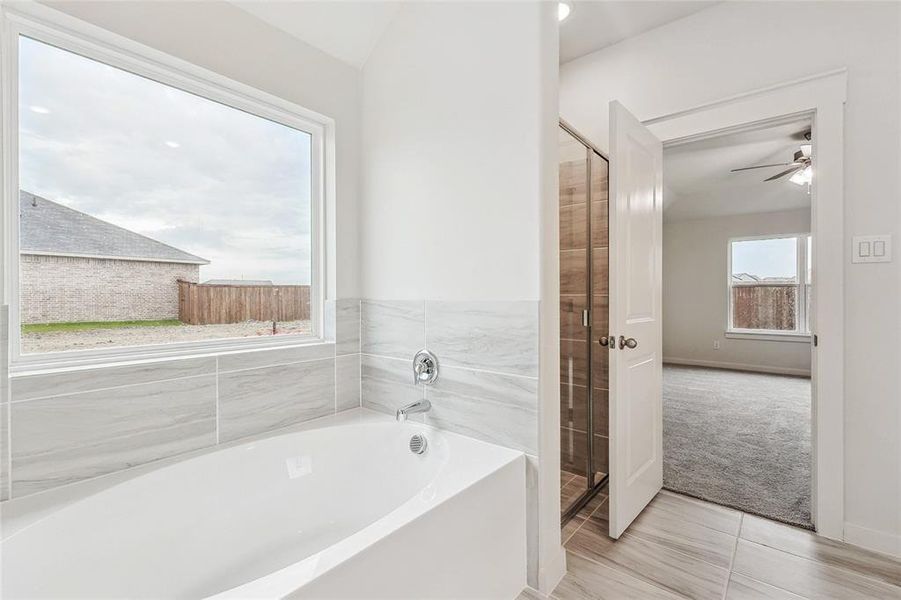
[20,191,209,324]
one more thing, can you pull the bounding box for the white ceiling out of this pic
[559,1,718,63]
[232,1,401,68]
[233,1,719,69]
[663,119,813,223]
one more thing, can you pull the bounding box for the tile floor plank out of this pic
[552,552,684,600]
[563,513,586,545]
[740,514,901,588]
[582,490,608,517]
[725,573,808,599]
[518,587,550,600]
[566,512,730,600]
[557,489,901,600]
[654,490,743,536]
[626,495,737,568]
[732,539,901,600]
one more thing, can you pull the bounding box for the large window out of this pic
[728,234,811,335]
[8,27,325,366]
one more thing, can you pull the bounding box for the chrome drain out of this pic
[409,433,428,455]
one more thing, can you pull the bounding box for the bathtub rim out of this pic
[1,408,524,545]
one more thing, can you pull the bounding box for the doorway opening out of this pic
[661,116,814,528]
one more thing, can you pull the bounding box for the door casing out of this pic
[633,69,847,540]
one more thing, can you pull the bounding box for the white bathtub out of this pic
[1,409,527,599]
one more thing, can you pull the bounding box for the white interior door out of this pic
[607,101,663,539]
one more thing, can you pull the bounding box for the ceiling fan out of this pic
[730,132,812,185]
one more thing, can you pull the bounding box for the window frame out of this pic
[726,232,812,340]
[1,5,333,372]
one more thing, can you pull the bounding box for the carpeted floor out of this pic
[663,364,812,528]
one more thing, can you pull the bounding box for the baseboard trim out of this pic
[844,522,901,558]
[663,356,811,377]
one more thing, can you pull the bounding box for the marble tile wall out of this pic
[1,299,362,501]
[359,299,539,454]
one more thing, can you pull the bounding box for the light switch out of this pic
[852,235,892,263]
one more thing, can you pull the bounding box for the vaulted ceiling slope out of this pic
[560,1,718,63]
[232,1,401,69]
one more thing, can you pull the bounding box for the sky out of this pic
[731,237,798,279]
[18,36,312,285]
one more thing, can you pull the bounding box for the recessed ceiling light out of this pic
[164,141,181,149]
[29,106,50,114]
[558,1,572,22]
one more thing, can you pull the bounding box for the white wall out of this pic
[560,1,901,552]
[663,209,812,375]
[360,2,547,301]
[359,2,561,589]
[42,0,363,299]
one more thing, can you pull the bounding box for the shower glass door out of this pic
[559,123,610,519]
[559,125,591,515]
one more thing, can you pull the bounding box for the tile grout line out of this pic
[9,370,218,404]
[422,300,428,405]
[563,496,606,546]
[738,516,901,588]
[214,357,220,445]
[358,352,539,381]
[738,536,901,592]
[12,354,340,405]
[6,385,12,500]
[721,513,742,600]
[358,300,362,409]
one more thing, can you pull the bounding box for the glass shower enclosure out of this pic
[559,121,609,522]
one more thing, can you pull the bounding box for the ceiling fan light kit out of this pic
[789,165,812,186]
[729,129,813,185]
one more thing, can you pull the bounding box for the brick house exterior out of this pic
[19,192,208,324]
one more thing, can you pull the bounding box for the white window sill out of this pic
[725,330,812,343]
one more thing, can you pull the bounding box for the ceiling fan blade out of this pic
[730,162,792,173]
[764,166,803,182]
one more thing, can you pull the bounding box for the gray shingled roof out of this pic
[19,191,209,265]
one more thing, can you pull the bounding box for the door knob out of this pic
[619,336,638,349]
[598,336,611,347]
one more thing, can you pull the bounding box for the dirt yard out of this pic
[21,320,313,354]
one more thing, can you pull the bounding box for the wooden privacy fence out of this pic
[732,284,796,330]
[177,280,311,325]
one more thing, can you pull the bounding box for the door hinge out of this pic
[813,334,818,347]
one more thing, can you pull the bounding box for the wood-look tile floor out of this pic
[561,471,588,514]
[522,489,901,600]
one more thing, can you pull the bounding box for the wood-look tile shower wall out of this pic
[559,130,609,482]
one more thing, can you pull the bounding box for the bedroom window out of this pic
[728,235,811,336]
[7,28,327,368]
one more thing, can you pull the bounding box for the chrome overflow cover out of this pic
[409,433,428,455]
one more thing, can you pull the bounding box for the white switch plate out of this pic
[852,235,892,263]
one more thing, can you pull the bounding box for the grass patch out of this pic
[22,319,183,333]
